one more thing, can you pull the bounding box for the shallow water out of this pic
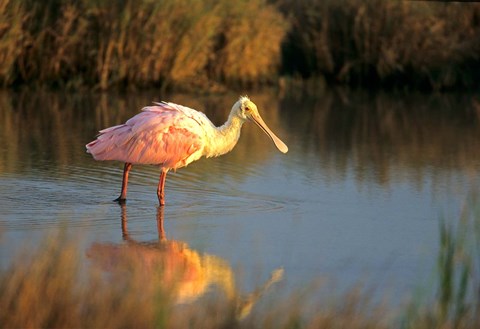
[1,89,479,306]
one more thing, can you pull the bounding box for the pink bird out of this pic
[86,96,288,205]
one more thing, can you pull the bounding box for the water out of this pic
[1,89,479,306]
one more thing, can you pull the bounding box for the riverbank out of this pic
[1,0,479,91]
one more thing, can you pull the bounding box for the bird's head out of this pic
[233,96,288,153]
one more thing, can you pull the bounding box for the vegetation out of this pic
[400,193,480,329]
[0,0,286,91]
[0,0,479,91]
[277,0,480,90]
[0,198,479,328]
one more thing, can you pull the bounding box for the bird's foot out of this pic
[114,196,127,204]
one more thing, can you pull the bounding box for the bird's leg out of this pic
[115,162,132,203]
[157,169,168,206]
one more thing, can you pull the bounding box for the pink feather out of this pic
[86,102,205,169]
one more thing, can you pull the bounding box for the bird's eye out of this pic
[245,107,251,112]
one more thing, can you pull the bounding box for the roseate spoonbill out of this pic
[86,96,288,205]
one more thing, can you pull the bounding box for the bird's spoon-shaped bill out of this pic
[250,113,288,153]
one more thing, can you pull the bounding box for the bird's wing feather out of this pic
[148,101,214,129]
[86,102,209,168]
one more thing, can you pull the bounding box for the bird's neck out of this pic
[204,113,245,158]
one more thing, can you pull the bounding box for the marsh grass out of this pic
[278,0,480,90]
[0,0,286,91]
[0,231,173,328]
[401,194,480,329]
[1,0,479,90]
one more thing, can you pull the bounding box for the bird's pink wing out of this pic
[86,103,206,168]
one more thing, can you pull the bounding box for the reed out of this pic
[0,0,479,90]
[278,0,480,90]
[0,0,286,90]
[401,193,480,329]
[0,231,173,328]
[0,0,27,86]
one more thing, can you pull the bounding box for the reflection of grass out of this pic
[281,90,480,189]
[1,203,479,328]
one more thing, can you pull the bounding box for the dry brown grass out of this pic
[0,232,170,328]
[278,0,480,90]
[0,0,27,86]
[1,0,479,90]
[0,0,286,91]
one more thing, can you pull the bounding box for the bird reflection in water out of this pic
[88,205,283,319]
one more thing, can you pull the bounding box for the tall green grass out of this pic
[0,0,479,90]
[401,193,480,329]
